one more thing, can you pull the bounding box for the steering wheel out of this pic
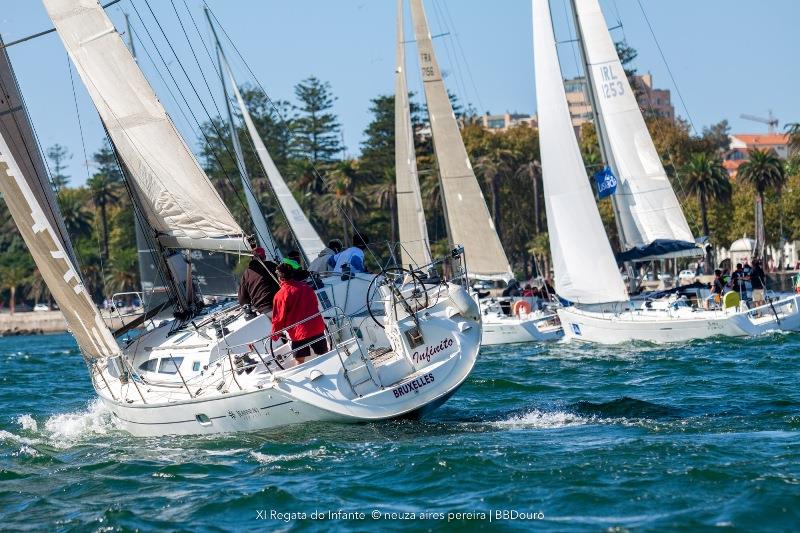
[366,266,429,329]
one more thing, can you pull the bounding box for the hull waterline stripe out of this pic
[112,400,295,425]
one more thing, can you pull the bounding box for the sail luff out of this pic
[533,0,628,304]
[395,0,432,267]
[215,45,281,260]
[221,54,325,260]
[409,0,512,281]
[44,0,246,254]
[572,0,696,254]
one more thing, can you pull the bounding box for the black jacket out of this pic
[238,259,279,313]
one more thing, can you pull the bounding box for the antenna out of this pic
[740,110,779,134]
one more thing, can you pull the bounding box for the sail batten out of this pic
[409,0,512,281]
[44,0,246,254]
[533,0,628,304]
[573,0,695,255]
[395,0,431,268]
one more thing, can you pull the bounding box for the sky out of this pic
[0,0,797,185]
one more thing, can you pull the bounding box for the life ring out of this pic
[512,300,532,317]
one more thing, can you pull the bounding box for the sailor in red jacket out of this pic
[271,263,328,363]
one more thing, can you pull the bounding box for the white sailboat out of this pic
[0,0,483,437]
[533,0,800,344]
[404,0,562,345]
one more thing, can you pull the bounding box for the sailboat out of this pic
[400,0,562,345]
[533,0,800,344]
[0,0,483,437]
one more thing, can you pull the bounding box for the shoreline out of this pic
[0,311,68,336]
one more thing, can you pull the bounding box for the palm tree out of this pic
[682,152,732,265]
[786,122,800,156]
[738,148,786,259]
[515,160,543,234]
[87,172,121,261]
[368,170,398,244]
[319,161,365,246]
[475,147,514,237]
[0,264,29,314]
[57,188,93,237]
[104,248,139,296]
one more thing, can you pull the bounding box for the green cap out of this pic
[282,258,301,270]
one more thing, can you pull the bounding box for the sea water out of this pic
[1,332,799,531]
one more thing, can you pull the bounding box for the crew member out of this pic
[309,239,343,273]
[331,234,368,274]
[751,259,766,306]
[271,263,328,364]
[238,247,280,316]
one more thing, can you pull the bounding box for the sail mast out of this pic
[208,13,281,260]
[395,0,432,267]
[409,0,512,281]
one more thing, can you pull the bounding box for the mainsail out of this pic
[44,0,246,253]
[572,0,696,259]
[221,55,325,260]
[409,0,512,280]
[533,0,627,304]
[395,0,432,268]
[0,44,119,359]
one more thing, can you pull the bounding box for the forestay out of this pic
[409,0,512,281]
[533,0,627,304]
[0,46,119,359]
[573,0,695,254]
[221,55,325,260]
[44,0,246,253]
[395,0,431,268]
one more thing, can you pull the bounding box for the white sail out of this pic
[573,0,695,253]
[44,0,246,253]
[216,52,282,259]
[0,45,119,358]
[395,0,432,267]
[409,0,512,281]
[533,0,627,304]
[221,55,325,260]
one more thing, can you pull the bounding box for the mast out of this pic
[395,0,432,267]
[208,10,281,260]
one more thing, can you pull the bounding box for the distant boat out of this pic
[0,0,482,436]
[399,0,562,345]
[533,0,800,343]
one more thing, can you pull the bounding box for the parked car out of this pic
[678,269,696,281]
[472,280,493,292]
[33,303,50,312]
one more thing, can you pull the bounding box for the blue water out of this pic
[2,332,800,531]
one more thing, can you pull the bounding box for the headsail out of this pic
[409,0,512,281]
[533,0,627,304]
[572,0,696,258]
[395,0,432,268]
[44,0,246,253]
[220,55,324,260]
[0,44,119,359]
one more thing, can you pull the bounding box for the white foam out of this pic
[493,410,591,429]
[250,447,326,465]
[16,414,37,432]
[12,445,39,457]
[0,429,40,446]
[43,399,119,448]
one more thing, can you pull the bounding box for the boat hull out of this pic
[481,314,562,345]
[558,295,800,344]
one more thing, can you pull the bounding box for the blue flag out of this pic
[594,166,617,198]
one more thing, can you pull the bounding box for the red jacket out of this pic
[271,279,325,341]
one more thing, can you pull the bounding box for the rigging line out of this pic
[139,0,278,258]
[560,0,581,77]
[438,0,485,113]
[204,5,375,261]
[635,0,697,135]
[127,0,258,246]
[430,0,469,112]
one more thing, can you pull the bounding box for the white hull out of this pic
[481,313,563,345]
[559,295,800,344]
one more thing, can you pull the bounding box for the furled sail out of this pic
[44,0,246,253]
[572,0,697,258]
[221,55,324,260]
[409,0,512,280]
[533,0,627,304]
[0,46,120,359]
[395,0,432,268]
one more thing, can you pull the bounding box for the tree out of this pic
[87,172,120,262]
[737,149,786,258]
[786,122,800,158]
[57,188,93,237]
[475,146,514,237]
[515,160,543,234]
[682,152,732,265]
[46,144,71,192]
[319,160,365,246]
[701,120,731,154]
[291,77,342,166]
[0,263,29,314]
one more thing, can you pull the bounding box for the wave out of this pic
[250,446,327,465]
[491,409,590,429]
[43,399,120,448]
[570,396,682,419]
